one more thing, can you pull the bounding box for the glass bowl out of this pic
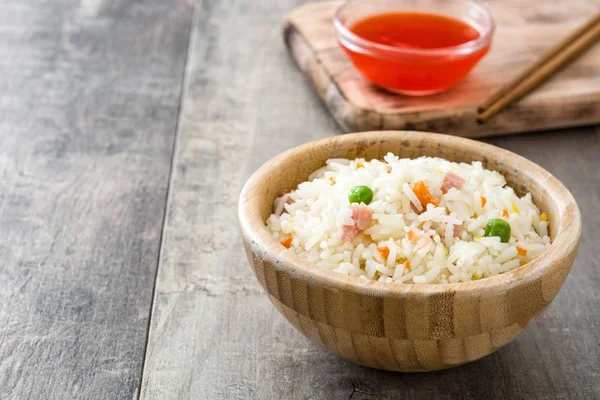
[334,0,495,95]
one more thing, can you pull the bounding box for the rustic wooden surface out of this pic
[238,130,582,372]
[139,0,600,399]
[284,0,600,137]
[0,0,192,398]
[1,0,599,398]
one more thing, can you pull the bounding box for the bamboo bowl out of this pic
[238,131,581,372]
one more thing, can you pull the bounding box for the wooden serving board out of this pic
[283,1,600,138]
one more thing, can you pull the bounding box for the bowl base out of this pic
[380,86,449,96]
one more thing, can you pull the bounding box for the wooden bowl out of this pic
[238,131,581,372]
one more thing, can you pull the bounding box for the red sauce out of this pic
[341,12,490,93]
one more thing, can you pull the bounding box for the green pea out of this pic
[348,185,374,205]
[484,218,511,243]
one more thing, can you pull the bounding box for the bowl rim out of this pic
[333,0,496,58]
[238,131,581,297]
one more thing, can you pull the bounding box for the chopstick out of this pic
[477,12,600,124]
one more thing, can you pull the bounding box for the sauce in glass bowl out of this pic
[351,12,481,50]
[334,0,494,95]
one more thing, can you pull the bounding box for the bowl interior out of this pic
[240,131,580,293]
[334,0,495,57]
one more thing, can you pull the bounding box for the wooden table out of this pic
[0,1,598,399]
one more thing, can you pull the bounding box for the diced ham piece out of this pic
[273,191,295,216]
[341,224,360,243]
[441,172,465,193]
[351,203,373,230]
[273,194,289,216]
[340,204,373,243]
[453,224,462,237]
[441,224,462,240]
[411,202,424,215]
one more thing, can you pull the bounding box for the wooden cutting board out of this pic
[283,1,600,138]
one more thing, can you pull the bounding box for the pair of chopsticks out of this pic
[477,12,600,124]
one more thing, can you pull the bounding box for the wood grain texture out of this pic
[140,0,600,397]
[239,130,581,372]
[139,0,342,398]
[284,0,600,137]
[0,0,192,398]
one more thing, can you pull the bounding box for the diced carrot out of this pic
[405,260,411,271]
[502,208,509,218]
[517,246,527,256]
[280,236,293,248]
[356,162,364,169]
[412,181,439,208]
[481,196,487,207]
[540,212,548,221]
[378,247,390,259]
[512,204,520,214]
[406,230,418,242]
